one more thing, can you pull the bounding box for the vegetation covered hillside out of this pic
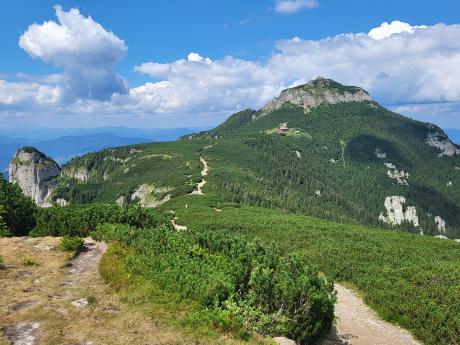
[3,75,460,344]
[46,79,460,238]
[157,196,460,345]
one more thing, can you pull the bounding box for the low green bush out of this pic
[100,243,257,341]
[59,236,84,253]
[172,202,460,345]
[95,223,335,344]
[21,257,39,266]
[30,203,167,237]
[0,175,37,236]
[0,211,10,237]
[0,255,5,269]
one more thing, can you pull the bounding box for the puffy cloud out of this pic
[0,80,61,108]
[274,0,319,14]
[368,20,427,40]
[271,22,460,105]
[129,21,460,117]
[389,102,460,129]
[128,55,279,113]
[187,52,212,63]
[19,6,127,101]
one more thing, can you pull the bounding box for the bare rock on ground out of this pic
[2,322,40,345]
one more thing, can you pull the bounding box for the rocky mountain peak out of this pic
[8,147,61,207]
[261,77,373,113]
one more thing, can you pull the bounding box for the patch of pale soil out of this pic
[190,156,209,195]
[171,217,187,231]
[322,284,421,345]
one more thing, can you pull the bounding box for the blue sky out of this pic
[1,0,460,129]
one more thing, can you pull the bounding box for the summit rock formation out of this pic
[8,147,61,206]
[262,77,373,113]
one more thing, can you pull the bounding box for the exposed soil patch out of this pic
[68,239,106,276]
[171,217,188,231]
[7,301,40,314]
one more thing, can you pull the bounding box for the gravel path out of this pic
[322,284,421,345]
[69,238,107,276]
[190,156,209,195]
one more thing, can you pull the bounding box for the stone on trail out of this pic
[72,298,89,308]
[273,337,296,345]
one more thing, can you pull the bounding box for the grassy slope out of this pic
[200,102,460,236]
[56,140,208,203]
[160,196,460,345]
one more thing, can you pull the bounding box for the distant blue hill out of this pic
[0,126,207,141]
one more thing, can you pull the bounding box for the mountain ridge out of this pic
[7,78,460,237]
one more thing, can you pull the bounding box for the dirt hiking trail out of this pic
[190,156,209,195]
[322,284,421,345]
[0,237,201,344]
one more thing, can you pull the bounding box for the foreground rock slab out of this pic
[2,322,40,345]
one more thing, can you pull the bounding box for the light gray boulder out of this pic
[273,337,296,345]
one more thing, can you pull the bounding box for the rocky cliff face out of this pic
[425,128,460,156]
[8,148,61,207]
[262,77,373,114]
[62,167,90,182]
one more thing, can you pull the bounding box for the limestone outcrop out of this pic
[261,77,373,114]
[378,196,419,227]
[426,130,460,156]
[8,147,61,207]
[62,167,90,182]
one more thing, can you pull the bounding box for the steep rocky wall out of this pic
[62,167,90,182]
[8,148,61,207]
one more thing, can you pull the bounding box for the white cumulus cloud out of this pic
[130,55,279,113]
[368,20,427,40]
[130,21,460,117]
[274,0,319,14]
[19,5,128,101]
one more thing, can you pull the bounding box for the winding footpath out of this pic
[190,156,209,195]
[322,284,421,345]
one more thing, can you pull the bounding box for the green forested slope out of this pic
[54,140,207,204]
[48,82,460,237]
